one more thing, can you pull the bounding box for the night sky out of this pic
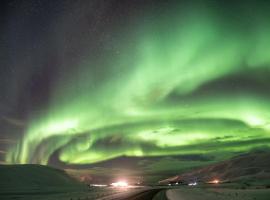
[1,0,270,183]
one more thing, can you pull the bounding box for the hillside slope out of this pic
[0,164,85,194]
[160,151,270,185]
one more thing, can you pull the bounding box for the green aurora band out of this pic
[6,1,270,166]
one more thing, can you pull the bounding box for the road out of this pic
[98,188,167,200]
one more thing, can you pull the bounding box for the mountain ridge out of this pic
[159,151,270,185]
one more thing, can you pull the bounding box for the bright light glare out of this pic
[208,179,220,184]
[90,184,107,187]
[213,179,219,184]
[188,182,197,186]
[111,181,128,187]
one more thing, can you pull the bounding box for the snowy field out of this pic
[1,186,270,200]
[166,188,270,200]
[0,186,146,200]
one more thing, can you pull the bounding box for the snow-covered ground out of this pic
[0,186,147,200]
[166,188,270,200]
[2,186,270,200]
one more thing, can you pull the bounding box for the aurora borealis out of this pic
[1,0,270,182]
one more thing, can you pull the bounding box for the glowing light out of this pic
[188,182,197,186]
[90,184,107,187]
[213,179,219,184]
[111,181,128,187]
[208,179,220,184]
